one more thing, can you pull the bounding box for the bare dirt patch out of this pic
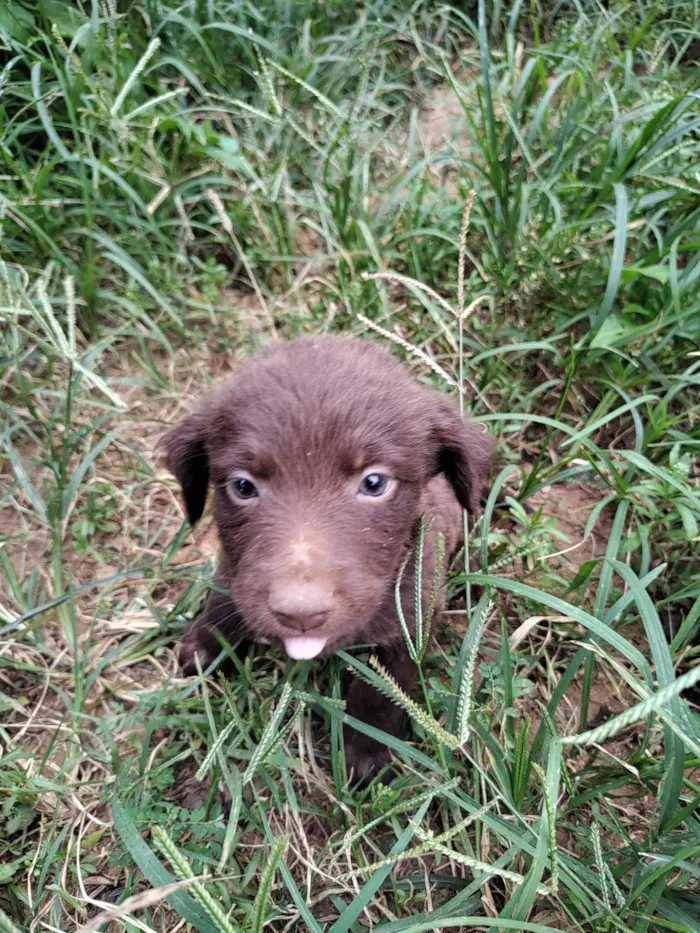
[415,81,478,196]
[532,479,614,575]
[417,69,487,194]
[421,84,471,153]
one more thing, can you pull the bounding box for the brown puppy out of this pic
[163,336,493,781]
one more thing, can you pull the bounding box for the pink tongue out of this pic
[283,635,328,660]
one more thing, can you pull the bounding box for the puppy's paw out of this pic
[178,631,221,676]
[344,735,393,786]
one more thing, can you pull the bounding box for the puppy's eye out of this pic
[358,472,392,498]
[229,474,259,501]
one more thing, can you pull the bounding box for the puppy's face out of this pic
[164,337,492,659]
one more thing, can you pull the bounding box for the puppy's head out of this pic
[163,337,493,659]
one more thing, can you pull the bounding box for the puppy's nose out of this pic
[268,583,333,632]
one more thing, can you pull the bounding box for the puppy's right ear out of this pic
[162,413,209,525]
[429,395,495,514]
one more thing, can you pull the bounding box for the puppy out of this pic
[163,336,493,780]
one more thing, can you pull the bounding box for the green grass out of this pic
[1,0,699,930]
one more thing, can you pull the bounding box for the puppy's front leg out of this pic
[344,641,416,783]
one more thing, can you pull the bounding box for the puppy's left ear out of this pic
[431,397,495,513]
[159,411,210,525]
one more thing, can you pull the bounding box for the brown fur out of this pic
[163,336,494,781]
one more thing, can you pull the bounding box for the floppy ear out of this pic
[431,398,495,513]
[162,413,209,525]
